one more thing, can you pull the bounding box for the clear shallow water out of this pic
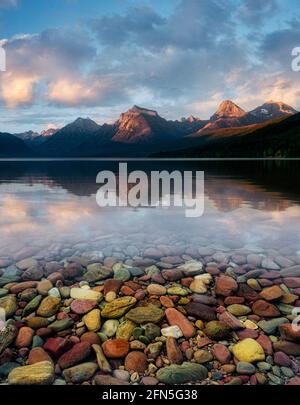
[0,160,300,260]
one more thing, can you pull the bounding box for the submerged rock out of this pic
[156,362,208,384]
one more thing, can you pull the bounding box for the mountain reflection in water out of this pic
[0,160,299,258]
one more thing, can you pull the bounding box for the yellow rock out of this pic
[83,309,101,332]
[101,296,136,318]
[116,320,136,340]
[247,279,261,291]
[36,296,61,317]
[244,319,258,330]
[232,338,265,363]
[282,293,298,304]
[195,320,204,330]
[8,361,54,385]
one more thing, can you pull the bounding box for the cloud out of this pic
[0,72,39,108]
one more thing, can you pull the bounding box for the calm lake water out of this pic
[0,160,300,260]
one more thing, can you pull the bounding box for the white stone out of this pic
[70,287,101,301]
[161,325,183,339]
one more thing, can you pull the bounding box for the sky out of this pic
[0,0,300,132]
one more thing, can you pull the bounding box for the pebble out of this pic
[70,287,102,301]
[8,361,54,385]
[125,351,148,373]
[37,296,61,317]
[156,362,208,384]
[102,339,129,358]
[165,308,196,338]
[232,338,265,363]
[161,325,183,338]
[126,305,164,324]
[101,296,137,318]
[83,309,101,332]
[101,319,119,337]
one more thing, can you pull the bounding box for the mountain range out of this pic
[0,100,299,157]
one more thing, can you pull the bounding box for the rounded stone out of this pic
[37,296,61,317]
[125,351,148,373]
[102,339,129,358]
[83,309,101,332]
[232,338,265,363]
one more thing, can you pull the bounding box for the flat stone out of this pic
[215,276,238,297]
[258,318,289,334]
[126,305,164,324]
[259,286,283,302]
[227,304,251,316]
[156,362,208,384]
[185,302,216,321]
[8,361,54,385]
[58,342,91,369]
[83,309,101,332]
[102,339,129,358]
[102,296,137,318]
[161,325,183,339]
[165,308,196,338]
[0,295,17,317]
[63,362,98,383]
[70,299,98,315]
[70,287,102,301]
[37,296,61,317]
[236,362,256,375]
[252,300,280,317]
[125,351,148,373]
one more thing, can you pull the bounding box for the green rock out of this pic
[139,335,150,345]
[97,332,108,342]
[204,321,230,340]
[125,305,164,324]
[23,295,43,317]
[132,327,144,339]
[143,323,161,340]
[267,372,283,385]
[32,335,44,348]
[48,318,74,332]
[227,304,251,316]
[0,362,20,378]
[63,362,98,384]
[113,267,131,282]
[0,295,18,318]
[0,288,8,298]
[281,367,294,378]
[276,304,294,315]
[257,362,272,372]
[84,264,112,282]
[225,377,243,385]
[236,362,256,375]
[156,362,208,384]
[258,318,289,334]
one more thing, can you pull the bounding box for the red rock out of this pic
[181,277,193,287]
[165,308,196,338]
[215,276,238,297]
[125,351,148,373]
[213,343,231,364]
[283,278,300,288]
[103,279,122,295]
[274,351,291,366]
[288,376,300,385]
[15,327,34,348]
[236,329,259,340]
[70,299,98,315]
[58,341,91,369]
[259,285,283,302]
[81,331,101,345]
[218,311,245,330]
[273,341,300,355]
[120,286,134,296]
[124,281,141,291]
[257,335,273,355]
[279,323,300,342]
[36,327,52,337]
[134,290,146,301]
[10,281,38,294]
[252,300,280,317]
[166,337,183,365]
[102,339,129,358]
[28,347,53,364]
[224,296,245,305]
[62,262,83,279]
[47,272,64,284]
[43,337,72,357]
[161,269,183,281]
[237,284,259,301]
[160,296,174,308]
[197,337,213,348]
[141,377,159,385]
[250,375,257,385]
